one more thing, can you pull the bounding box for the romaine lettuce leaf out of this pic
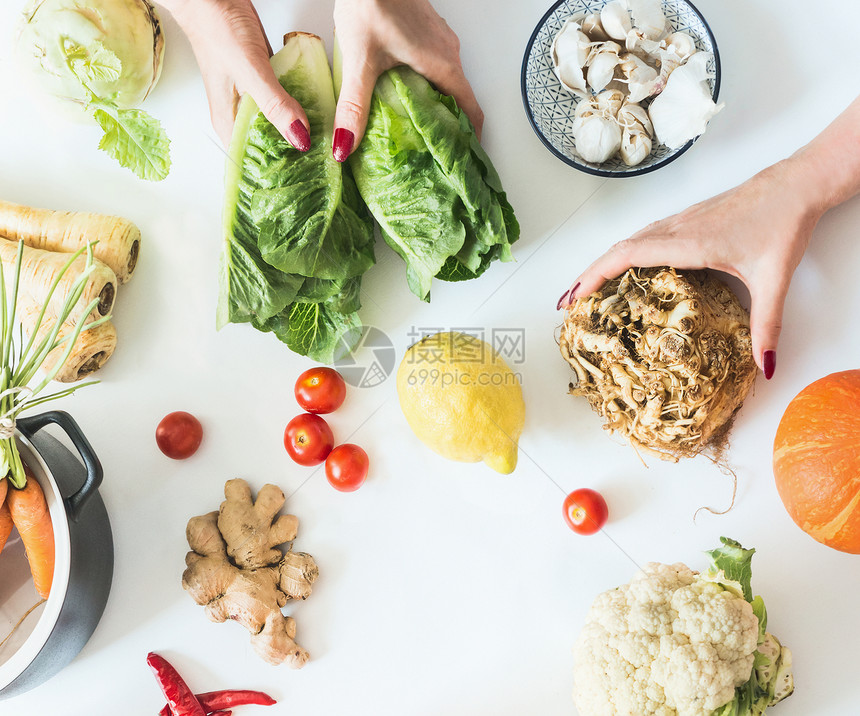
[218,32,374,360]
[348,67,519,301]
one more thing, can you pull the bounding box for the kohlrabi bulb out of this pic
[17,0,165,112]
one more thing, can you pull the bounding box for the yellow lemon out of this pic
[396,331,525,474]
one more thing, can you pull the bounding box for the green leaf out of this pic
[254,300,362,365]
[68,41,122,84]
[348,67,519,301]
[705,536,756,602]
[92,106,171,181]
[750,595,768,641]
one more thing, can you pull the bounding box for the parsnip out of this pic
[17,297,117,383]
[0,200,140,283]
[0,238,116,323]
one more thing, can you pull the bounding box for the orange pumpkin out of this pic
[773,369,860,553]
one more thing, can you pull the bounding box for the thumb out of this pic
[333,61,379,162]
[246,69,311,151]
[749,281,789,380]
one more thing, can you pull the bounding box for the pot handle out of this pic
[16,410,103,521]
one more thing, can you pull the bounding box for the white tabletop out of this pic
[2,0,859,713]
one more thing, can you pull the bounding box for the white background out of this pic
[2,0,859,713]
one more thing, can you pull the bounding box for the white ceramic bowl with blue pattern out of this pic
[521,0,721,177]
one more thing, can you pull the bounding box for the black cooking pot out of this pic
[0,411,113,700]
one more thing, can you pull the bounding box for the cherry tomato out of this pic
[325,444,369,492]
[562,488,609,535]
[284,413,334,466]
[295,367,346,414]
[156,411,203,460]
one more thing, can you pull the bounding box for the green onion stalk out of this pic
[0,242,107,488]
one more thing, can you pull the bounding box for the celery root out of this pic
[559,267,757,461]
[0,238,116,322]
[0,200,140,283]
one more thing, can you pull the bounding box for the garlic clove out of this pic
[664,32,697,61]
[623,0,669,41]
[582,13,609,41]
[585,42,623,92]
[594,88,625,117]
[620,128,652,166]
[551,18,592,96]
[587,52,622,92]
[600,1,632,41]
[575,114,623,163]
[625,29,663,58]
[618,53,659,102]
[617,99,654,136]
[648,52,724,149]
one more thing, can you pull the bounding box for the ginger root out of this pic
[182,479,318,667]
[559,267,757,461]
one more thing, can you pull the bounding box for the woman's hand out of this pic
[560,159,823,379]
[332,0,483,162]
[163,0,310,150]
[561,96,860,380]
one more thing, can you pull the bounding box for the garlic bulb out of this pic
[575,113,623,163]
[572,92,623,164]
[648,52,723,149]
[600,1,632,41]
[623,0,669,41]
[586,41,622,92]
[551,17,592,96]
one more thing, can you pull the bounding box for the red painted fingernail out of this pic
[763,350,776,380]
[333,128,354,163]
[568,282,581,302]
[289,120,310,152]
[557,290,569,310]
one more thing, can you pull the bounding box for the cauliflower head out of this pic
[572,539,794,716]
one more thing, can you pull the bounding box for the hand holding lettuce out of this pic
[219,33,374,364]
[220,32,519,359]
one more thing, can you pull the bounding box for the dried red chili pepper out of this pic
[158,689,277,716]
[147,652,207,716]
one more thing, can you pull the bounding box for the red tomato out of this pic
[156,411,203,460]
[325,444,369,492]
[562,488,609,535]
[284,414,334,466]
[295,367,346,414]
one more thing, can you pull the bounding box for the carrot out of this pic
[0,237,117,324]
[0,500,13,556]
[6,474,55,599]
[0,480,13,556]
[0,199,140,284]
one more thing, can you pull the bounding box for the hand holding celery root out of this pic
[562,95,860,379]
